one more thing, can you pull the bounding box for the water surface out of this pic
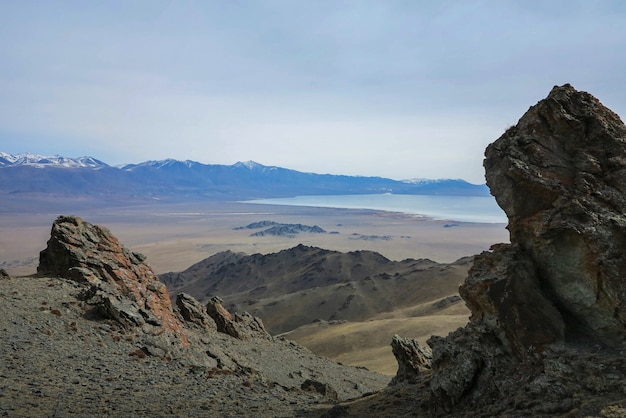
[244,194,507,223]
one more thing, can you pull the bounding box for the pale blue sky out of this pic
[1,1,625,183]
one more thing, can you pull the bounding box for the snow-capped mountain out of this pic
[120,158,202,171]
[0,152,108,169]
[0,152,490,199]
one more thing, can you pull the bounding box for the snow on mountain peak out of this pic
[234,160,263,170]
[0,152,108,168]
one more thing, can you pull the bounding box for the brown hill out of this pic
[161,245,471,333]
[160,245,472,374]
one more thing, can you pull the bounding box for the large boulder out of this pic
[484,84,626,350]
[425,84,626,413]
[38,215,187,345]
[175,292,217,331]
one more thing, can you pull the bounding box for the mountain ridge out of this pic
[0,151,490,200]
[0,152,108,169]
[159,244,471,335]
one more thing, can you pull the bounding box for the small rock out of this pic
[175,293,217,331]
[206,297,270,340]
[390,335,432,385]
[300,379,338,402]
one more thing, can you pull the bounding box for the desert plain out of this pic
[0,198,509,375]
[1,199,508,275]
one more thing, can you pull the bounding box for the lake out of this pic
[243,194,508,223]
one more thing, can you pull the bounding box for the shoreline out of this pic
[240,193,507,224]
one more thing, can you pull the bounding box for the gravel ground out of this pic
[0,275,390,417]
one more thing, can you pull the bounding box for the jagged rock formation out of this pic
[416,84,626,415]
[206,296,271,340]
[17,215,387,415]
[484,84,626,350]
[175,292,217,330]
[389,335,432,385]
[38,215,187,345]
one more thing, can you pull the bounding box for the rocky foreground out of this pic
[1,216,388,417]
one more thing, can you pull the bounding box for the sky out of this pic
[1,1,625,184]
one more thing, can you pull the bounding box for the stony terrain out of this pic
[0,216,388,417]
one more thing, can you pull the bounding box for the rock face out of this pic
[484,83,626,350]
[206,296,271,340]
[389,335,432,385]
[175,292,217,331]
[38,215,187,344]
[36,215,277,352]
[416,85,626,415]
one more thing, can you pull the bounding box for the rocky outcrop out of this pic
[389,335,432,385]
[411,85,626,415]
[460,243,565,359]
[37,216,270,350]
[484,83,626,350]
[206,296,271,340]
[175,292,217,330]
[38,215,187,345]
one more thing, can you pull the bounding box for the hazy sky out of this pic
[1,1,625,183]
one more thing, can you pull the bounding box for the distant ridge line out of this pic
[0,151,490,200]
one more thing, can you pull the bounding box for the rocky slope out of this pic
[160,245,471,374]
[1,216,389,417]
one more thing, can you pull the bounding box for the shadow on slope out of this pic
[160,244,472,374]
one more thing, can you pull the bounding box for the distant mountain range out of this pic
[0,152,108,169]
[0,152,489,200]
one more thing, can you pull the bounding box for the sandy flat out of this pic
[1,200,509,276]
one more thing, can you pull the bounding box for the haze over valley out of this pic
[0,151,508,376]
[3,2,625,415]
